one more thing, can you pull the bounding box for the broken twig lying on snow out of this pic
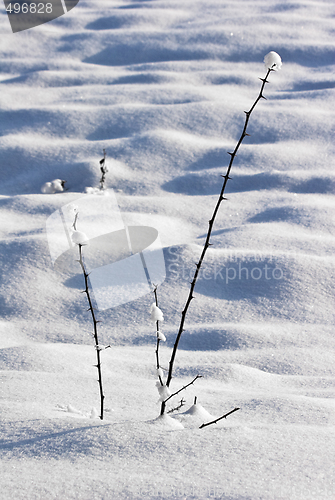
[199,408,240,429]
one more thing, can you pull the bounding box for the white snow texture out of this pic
[0,0,334,499]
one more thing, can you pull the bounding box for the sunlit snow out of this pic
[0,0,334,499]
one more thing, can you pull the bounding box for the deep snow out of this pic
[0,0,334,499]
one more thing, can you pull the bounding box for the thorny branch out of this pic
[77,244,105,420]
[99,148,108,190]
[162,375,202,410]
[167,398,186,414]
[163,68,274,407]
[199,407,240,429]
[153,285,164,387]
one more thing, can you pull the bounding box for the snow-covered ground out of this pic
[0,1,334,499]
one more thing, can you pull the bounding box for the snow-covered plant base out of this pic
[84,149,109,194]
[1,0,334,499]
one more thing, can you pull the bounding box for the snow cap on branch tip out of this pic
[157,331,166,342]
[71,230,89,245]
[150,303,164,322]
[264,51,282,71]
[66,203,78,214]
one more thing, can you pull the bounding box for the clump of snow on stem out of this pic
[41,179,66,194]
[65,203,78,215]
[156,382,171,402]
[157,331,166,342]
[71,230,89,245]
[150,303,164,322]
[264,51,282,71]
[156,367,164,379]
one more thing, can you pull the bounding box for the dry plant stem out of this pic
[78,244,105,420]
[163,68,273,410]
[100,148,108,190]
[153,286,164,386]
[199,407,240,429]
[162,375,202,414]
[167,398,186,413]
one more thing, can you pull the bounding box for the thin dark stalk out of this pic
[153,286,164,386]
[199,407,240,429]
[163,68,273,406]
[162,375,202,408]
[99,148,108,190]
[167,398,186,413]
[78,244,105,420]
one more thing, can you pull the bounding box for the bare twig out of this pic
[167,398,186,413]
[163,68,274,413]
[99,149,108,190]
[162,375,202,409]
[199,407,240,429]
[77,244,105,420]
[72,211,79,231]
[153,285,164,387]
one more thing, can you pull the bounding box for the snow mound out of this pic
[0,0,334,498]
[182,402,214,420]
[150,414,184,430]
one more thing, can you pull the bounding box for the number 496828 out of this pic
[6,3,53,14]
